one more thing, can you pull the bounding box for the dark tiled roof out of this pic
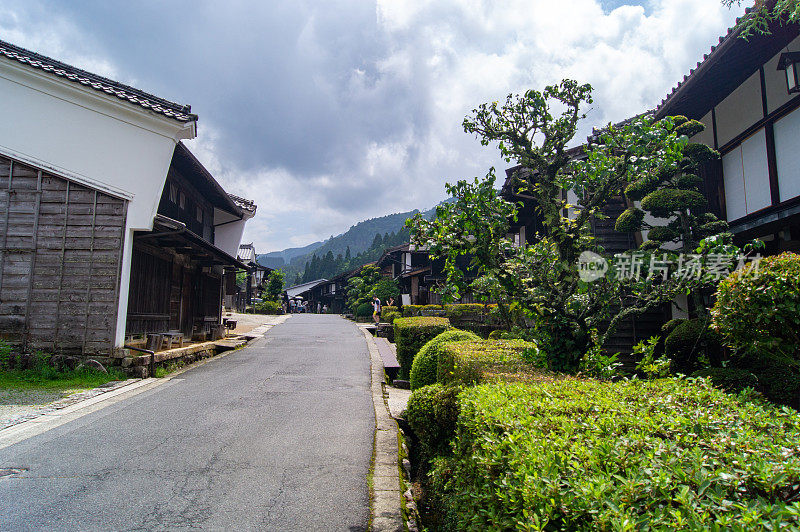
[229,194,257,214]
[0,39,197,122]
[654,7,799,119]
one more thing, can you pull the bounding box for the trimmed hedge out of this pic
[409,329,480,390]
[432,378,800,530]
[394,317,450,380]
[355,302,373,317]
[437,339,545,386]
[380,305,398,319]
[405,383,462,459]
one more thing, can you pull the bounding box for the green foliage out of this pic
[264,270,285,301]
[0,349,125,390]
[381,311,400,324]
[345,265,399,313]
[693,367,759,393]
[432,378,800,530]
[393,317,451,380]
[410,329,480,390]
[355,302,373,317]
[712,252,800,360]
[634,336,672,378]
[252,300,282,315]
[664,318,720,373]
[614,207,645,232]
[579,344,622,379]
[624,179,659,201]
[437,339,545,386]
[674,119,705,138]
[406,383,463,460]
[406,171,518,315]
[640,188,707,218]
[725,0,800,39]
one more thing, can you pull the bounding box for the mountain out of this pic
[257,206,437,281]
[257,240,325,269]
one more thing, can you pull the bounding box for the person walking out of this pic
[372,296,382,324]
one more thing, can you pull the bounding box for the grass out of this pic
[154,359,189,378]
[0,366,126,392]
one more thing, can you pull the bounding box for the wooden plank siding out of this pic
[0,155,127,355]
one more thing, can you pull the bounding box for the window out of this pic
[169,183,178,203]
[721,128,770,220]
[196,205,203,223]
[774,106,800,202]
[179,191,186,210]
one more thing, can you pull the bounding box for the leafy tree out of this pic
[345,265,399,312]
[724,0,800,38]
[417,80,710,371]
[614,116,734,319]
[264,269,285,301]
[407,170,518,326]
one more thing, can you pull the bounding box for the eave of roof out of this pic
[655,12,800,120]
[172,142,243,217]
[0,39,197,123]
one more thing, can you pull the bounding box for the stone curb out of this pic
[362,328,405,532]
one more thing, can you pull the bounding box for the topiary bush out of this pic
[405,383,462,460]
[431,378,800,530]
[437,339,545,386]
[409,329,480,390]
[380,305,398,319]
[393,317,450,380]
[355,302,373,318]
[712,252,800,360]
[664,318,720,373]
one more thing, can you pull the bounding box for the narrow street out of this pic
[0,315,374,531]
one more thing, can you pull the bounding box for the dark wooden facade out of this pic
[125,145,245,342]
[0,154,127,355]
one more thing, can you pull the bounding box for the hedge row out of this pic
[393,317,450,379]
[436,339,544,386]
[409,330,480,390]
[400,304,501,324]
[429,378,800,530]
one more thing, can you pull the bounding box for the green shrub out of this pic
[410,329,480,390]
[437,339,545,386]
[692,367,758,393]
[712,252,800,360]
[355,302,373,317]
[664,318,720,373]
[394,317,450,379]
[401,305,428,317]
[252,300,282,315]
[432,378,800,530]
[381,311,401,324]
[405,383,462,459]
[380,306,398,320]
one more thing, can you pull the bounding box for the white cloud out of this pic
[0,0,746,253]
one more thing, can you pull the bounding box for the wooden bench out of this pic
[374,337,400,381]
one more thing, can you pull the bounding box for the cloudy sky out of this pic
[0,0,745,252]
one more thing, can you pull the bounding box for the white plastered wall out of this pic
[0,58,196,347]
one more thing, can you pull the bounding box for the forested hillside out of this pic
[258,206,436,284]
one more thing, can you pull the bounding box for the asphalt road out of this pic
[0,314,374,531]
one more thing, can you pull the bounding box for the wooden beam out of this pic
[0,160,12,300]
[81,190,98,355]
[54,181,70,351]
[23,169,42,350]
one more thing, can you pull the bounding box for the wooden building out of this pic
[0,39,255,356]
[654,16,800,253]
[375,244,432,305]
[125,143,252,341]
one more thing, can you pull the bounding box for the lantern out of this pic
[777,52,800,94]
